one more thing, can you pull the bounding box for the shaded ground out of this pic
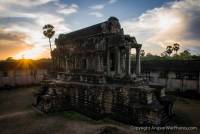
[173,97,200,127]
[0,86,199,134]
[0,87,140,134]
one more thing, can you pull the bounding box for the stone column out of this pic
[115,47,120,75]
[66,58,68,73]
[120,50,125,73]
[117,48,121,74]
[86,58,88,70]
[125,45,131,76]
[107,49,110,75]
[136,47,141,75]
[97,54,101,72]
[74,56,76,70]
[99,54,103,72]
[198,72,200,93]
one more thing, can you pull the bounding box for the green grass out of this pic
[59,111,120,124]
[42,110,124,127]
[173,97,200,127]
[61,111,93,121]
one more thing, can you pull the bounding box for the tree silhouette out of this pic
[166,46,173,56]
[173,43,180,54]
[140,50,145,56]
[161,52,167,57]
[6,57,15,61]
[43,24,55,52]
[179,50,191,60]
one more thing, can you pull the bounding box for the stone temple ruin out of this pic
[34,17,175,125]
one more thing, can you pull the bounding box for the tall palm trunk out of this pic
[48,38,53,74]
[49,38,52,52]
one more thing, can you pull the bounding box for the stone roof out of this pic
[58,17,121,41]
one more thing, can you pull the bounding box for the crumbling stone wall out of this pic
[34,79,174,125]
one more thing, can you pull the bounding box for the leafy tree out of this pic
[6,57,15,61]
[191,55,200,60]
[161,51,168,57]
[182,50,191,56]
[179,50,191,60]
[140,50,145,56]
[173,43,180,54]
[142,53,163,60]
[43,24,55,52]
[146,53,153,57]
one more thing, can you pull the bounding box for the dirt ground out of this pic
[0,86,199,134]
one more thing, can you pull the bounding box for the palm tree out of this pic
[161,52,167,57]
[173,43,180,54]
[43,24,55,52]
[166,45,173,56]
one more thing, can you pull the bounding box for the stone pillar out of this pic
[107,49,110,75]
[115,47,120,75]
[86,58,88,70]
[199,72,200,93]
[126,46,131,76]
[66,58,68,73]
[97,54,101,72]
[74,56,76,70]
[120,50,125,73]
[100,54,103,72]
[136,47,141,75]
[117,48,121,74]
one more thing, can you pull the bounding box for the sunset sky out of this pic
[0,0,200,59]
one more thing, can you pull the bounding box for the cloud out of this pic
[0,0,73,59]
[0,29,33,59]
[3,13,71,40]
[88,0,117,18]
[122,0,200,55]
[57,4,79,15]
[90,4,105,10]
[0,0,55,7]
[0,30,26,41]
[108,0,118,4]
[89,12,104,18]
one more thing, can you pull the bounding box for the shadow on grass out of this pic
[37,111,126,126]
[172,110,193,126]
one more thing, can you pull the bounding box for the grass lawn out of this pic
[0,86,199,134]
[173,97,200,127]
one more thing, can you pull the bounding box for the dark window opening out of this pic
[3,71,8,77]
[159,72,168,78]
[82,59,87,70]
[144,71,151,80]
